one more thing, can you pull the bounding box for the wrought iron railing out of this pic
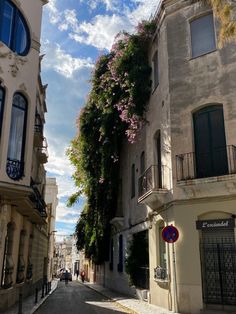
[176,145,236,181]
[138,165,169,198]
[34,124,43,134]
[38,137,49,159]
[30,179,47,218]
[6,159,24,180]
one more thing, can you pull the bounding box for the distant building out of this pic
[0,0,48,311]
[54,236,73,274]
[45,177,58,281]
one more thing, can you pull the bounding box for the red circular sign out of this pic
[162,225,179,243]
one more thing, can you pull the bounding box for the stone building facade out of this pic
[45,177,58,281]
[0,0,48,311]
[105,1,236,313]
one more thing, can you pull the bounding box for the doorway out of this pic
[200,228,236,306]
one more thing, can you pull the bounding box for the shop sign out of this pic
[196,218,235,230]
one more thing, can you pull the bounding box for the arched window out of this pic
[131,164,135,198]
[16,230,26,283]
[155,130,162,188]
[109,239,114,271]
[193,105,228,178]
[6,93,27,180]
[0,0,30,55]
[158,221,167,270]
[0,86,5,137]
[117,234,123,272]
[1,222,15,289]
[140,151,145,175]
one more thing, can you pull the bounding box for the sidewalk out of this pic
[84,282,177,314]
[3,279,58,314]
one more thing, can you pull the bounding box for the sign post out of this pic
[162,225,179,313]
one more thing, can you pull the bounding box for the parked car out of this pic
[60,271,72,281]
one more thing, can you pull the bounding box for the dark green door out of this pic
[193,105,228,178]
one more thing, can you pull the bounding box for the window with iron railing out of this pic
[138,165,169,198]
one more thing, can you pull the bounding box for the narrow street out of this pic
[35,281,131,314]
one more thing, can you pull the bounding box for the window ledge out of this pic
[154,278,169,284]
[189,48,217,61]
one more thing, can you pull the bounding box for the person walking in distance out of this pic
[80,270,85,283]
[76,269,79,280]
[64,270,69,285]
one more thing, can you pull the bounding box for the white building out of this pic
[0,0,48,311]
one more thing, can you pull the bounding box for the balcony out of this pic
[176,145,236,181]
[34,113,44,146]
[176,146,236,196]
[138,165,171,208]
[37,137,48,163]
[29,179,47,219]
[6,159,24,180]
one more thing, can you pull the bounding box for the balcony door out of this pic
[156,130,162,188]
[193,105,228,178]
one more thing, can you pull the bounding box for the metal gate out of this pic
[200,231,236,305]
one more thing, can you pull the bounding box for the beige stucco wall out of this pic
[0,0,48,311]
[0,0,45,186]
[138,1,236,313]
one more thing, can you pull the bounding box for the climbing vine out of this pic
[67,20,155,263]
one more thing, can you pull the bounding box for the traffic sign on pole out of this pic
[162,225,179,243]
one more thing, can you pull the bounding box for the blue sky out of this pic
[41,0,159,241]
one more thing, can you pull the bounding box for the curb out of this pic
[83,282,138,314]
[31,280,59,314]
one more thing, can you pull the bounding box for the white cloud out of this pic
[79,0,120,11]
[42,42,93,78]
[127,0,160,25]
[69,14,133,50]
[45,0,61,24]
[56,202,81,224]
[44,0,160,50]
[58,9,79,32]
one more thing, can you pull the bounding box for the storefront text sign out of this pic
[196,218,235,230]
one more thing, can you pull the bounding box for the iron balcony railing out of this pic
[138,165,169,198]
[176,145,236,182]
[37,137,49,159]
[34,123,43,134]
[6,159,24,180]
[30,179,47,218]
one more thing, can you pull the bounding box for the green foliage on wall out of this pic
[67,20,155,263]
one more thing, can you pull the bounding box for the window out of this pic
[140,151,145,175]
[154,221,167,281]
[117,235,123,272]
[109,239,114,271]
[0,86,5,137]
[0,0,30,55]
[156,130,162,188]
[193,105,228,178]
[131,164,135,198]
[152,51,159,89]
[6,93,27,180]
[16,230,26,283]
[158,222,167,269]
[1,222,15,289]
[190,13,216,58]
